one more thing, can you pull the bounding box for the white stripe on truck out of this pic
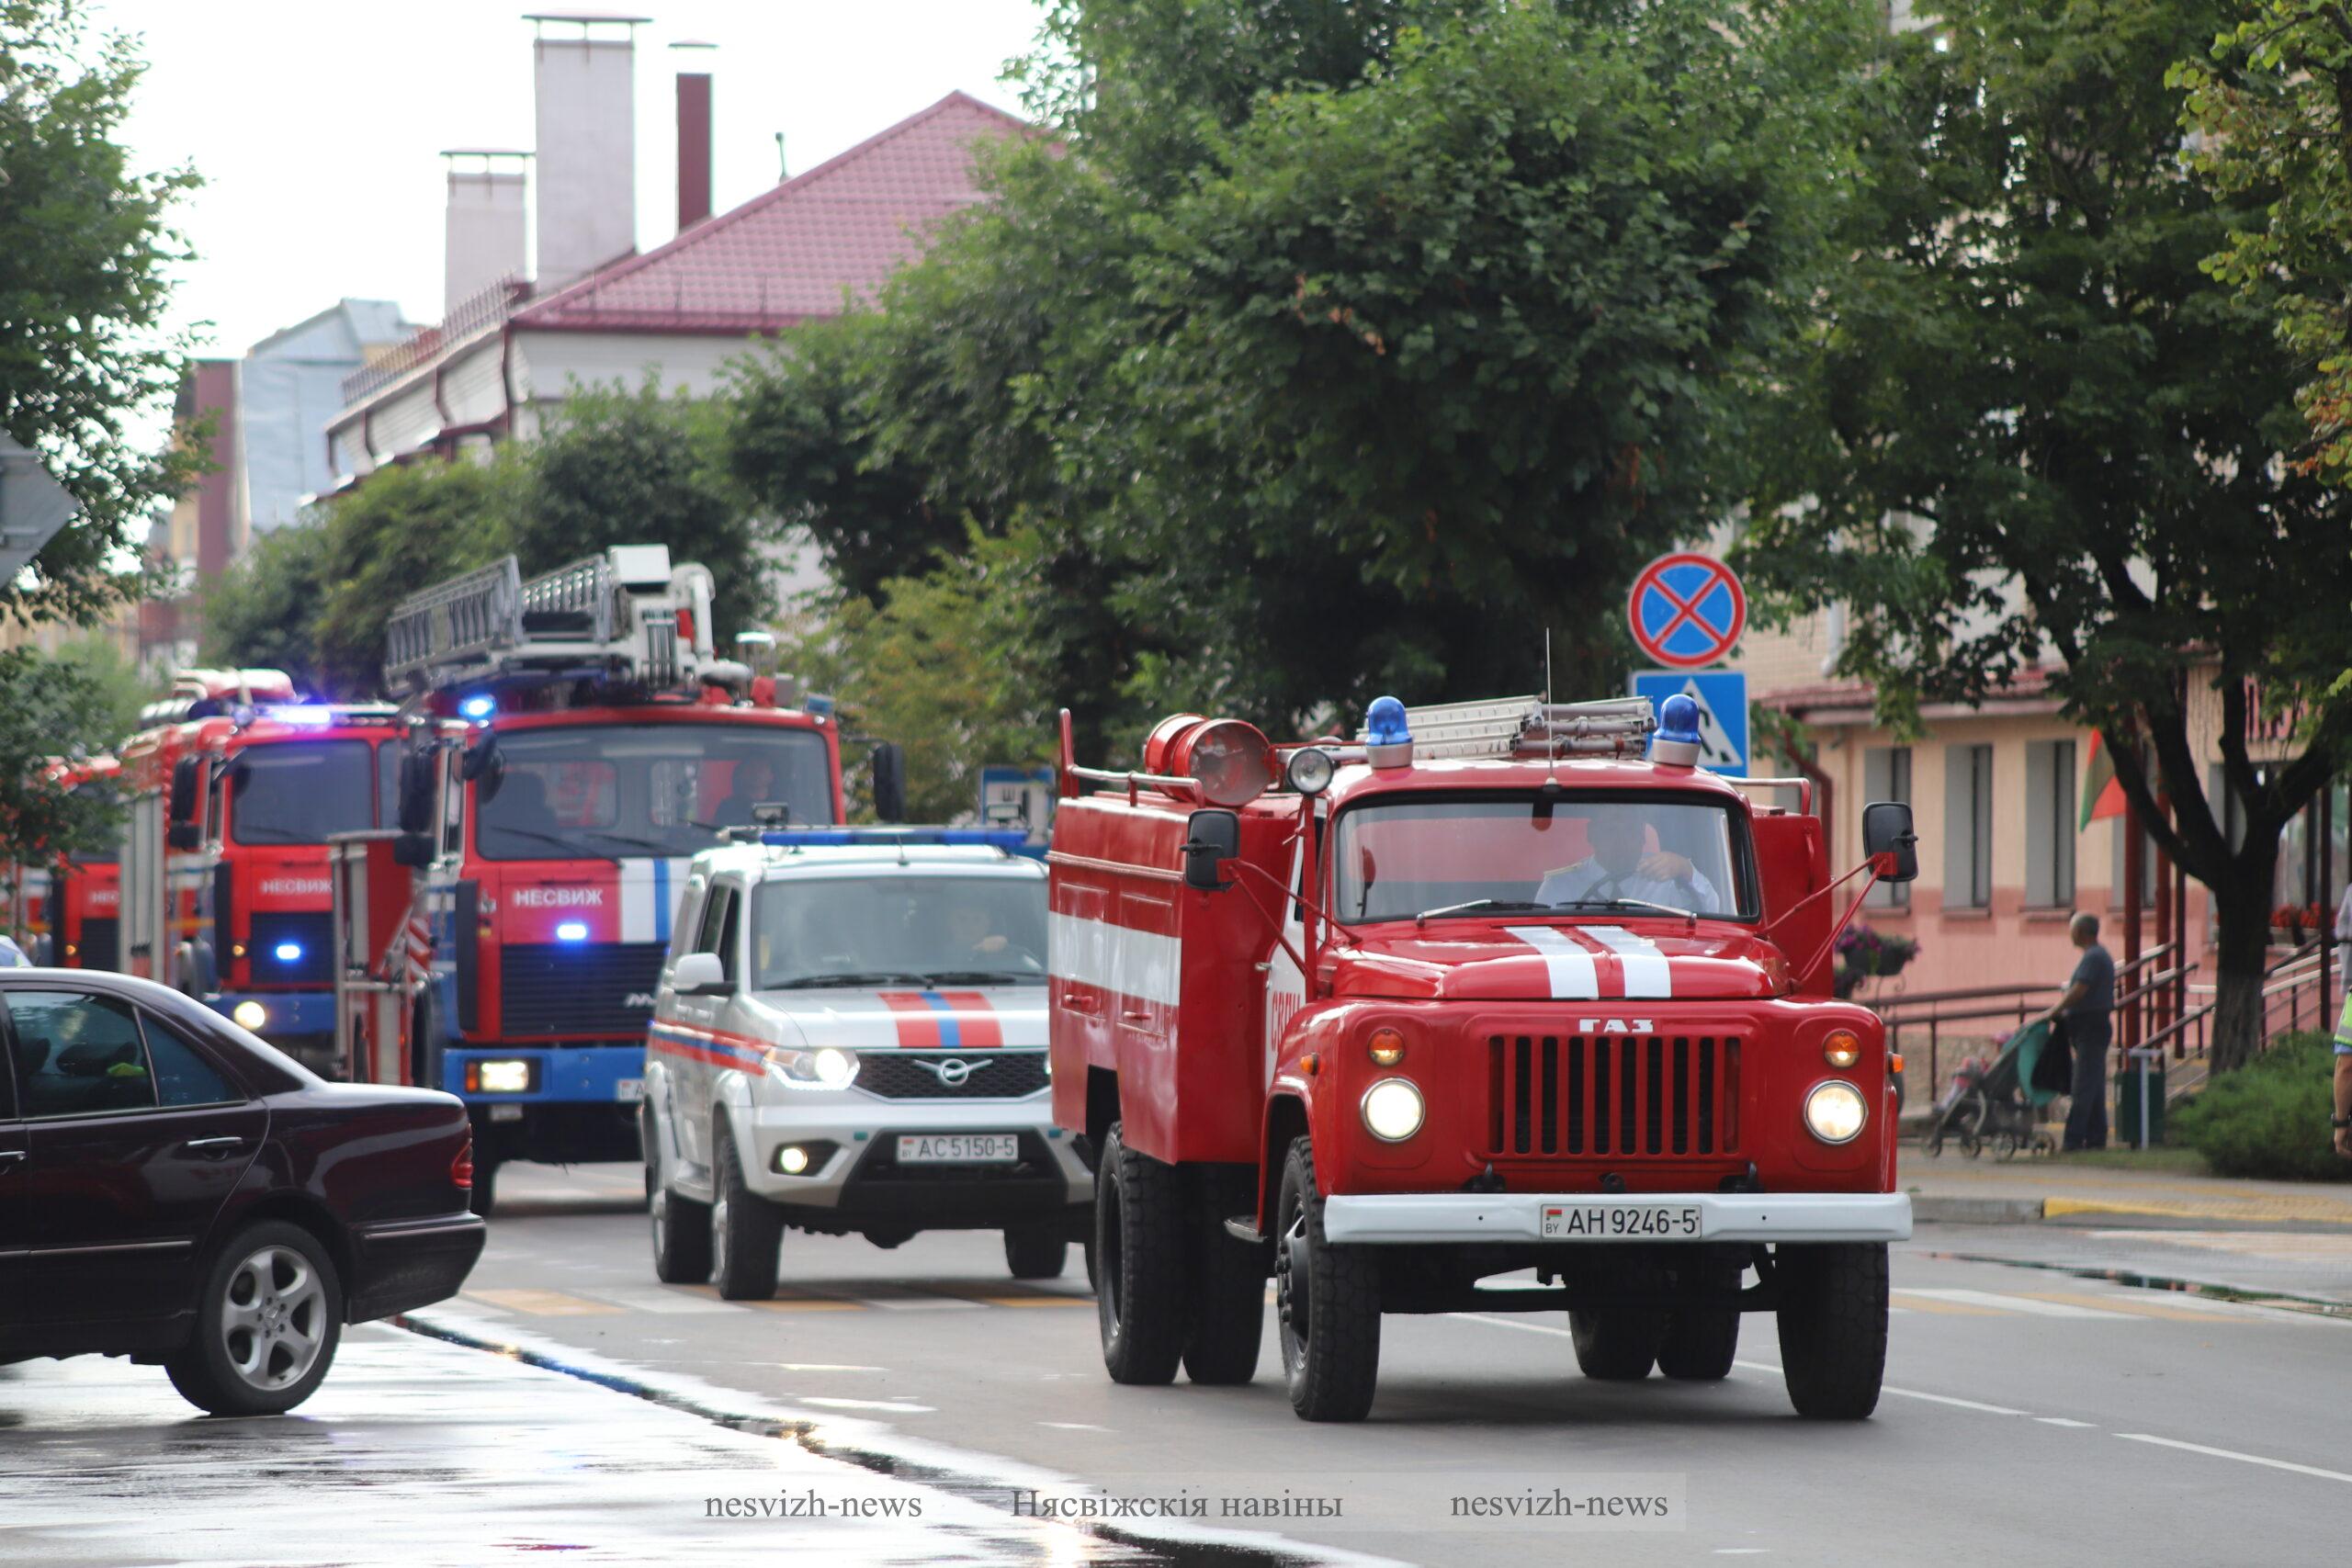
[1582,925,1673,998]
[1049,913,1182,1009]
[1504,926,1600,1000]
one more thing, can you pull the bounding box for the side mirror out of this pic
[672,951,731,996]
[459,736,501,784]
[167,822,202,852]
[397,750,436,836]
[1182,807,1242,892]
[169,757,200,823]
[1862,801,1918,884]
[391,831,435,869]
[870,741,907,825]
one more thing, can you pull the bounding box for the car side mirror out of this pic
[1182,808,1241,892]
[672,951,732,996]
[870,741,907,825]
[397,750,436,835]
[1862,801,1917,884]
[169,757,199,823]
[391,831,435,869]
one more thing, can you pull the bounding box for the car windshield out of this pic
[749,874,1046,989]
[227,740,379,846]
[1330,794,1756,924]
[476,723,833,862]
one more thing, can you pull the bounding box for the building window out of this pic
[2025,739,2076,908]
[2109,817,2158,908]
[1864,746,1912,908]
[1944,743,1993,909]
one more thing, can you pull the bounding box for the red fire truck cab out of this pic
[38,755,124,970]
[1048,694,1918,1422]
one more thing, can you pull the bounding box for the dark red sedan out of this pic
[0,970,484,1416]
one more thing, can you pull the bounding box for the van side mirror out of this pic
[1182,808,1242,892]
[169,757,199,823]
[397,750,436,835]
[672,951,731,996]
[1862,801,1917,884]
[870,741,907,824]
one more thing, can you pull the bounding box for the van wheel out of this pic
[1182,1167,1265,1386]
[1777,1244,1887,1419]
[1095,1122,1186,1384]
[647,1109,711,1285]
[1274,1136,1380,1422]
[709,1120,782,1301]
[1003,1224,1068,1280]
[1655,1256,1741,1382]
[165,1222,343,1416]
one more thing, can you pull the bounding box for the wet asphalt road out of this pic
[426,1163,2352,1567]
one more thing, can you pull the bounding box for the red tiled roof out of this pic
[514,91,1026,334]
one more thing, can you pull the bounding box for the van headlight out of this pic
[231,1000,268,1031]
[763,1045,858,1089]
[1361,1077,1425,1142]
[1804,1080,1868,1145]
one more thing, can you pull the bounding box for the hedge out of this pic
[2170,1032,2352,1182]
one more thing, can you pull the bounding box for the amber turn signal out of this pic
[1823,1030,1861,1069]
[1368,1027,1407,1066]
[1890,1053,1905,1076]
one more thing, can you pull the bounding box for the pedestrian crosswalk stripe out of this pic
[577,1286,740,1314]
[465,1288,627,1316]
[2016,1291,2241,1323]
[744,1298,865,1312]
[978,1295,1093,1308]
[1896,1288,2133,1319]
[1889,1292,2006,1316]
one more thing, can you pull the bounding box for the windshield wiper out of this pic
[483,825,618,863]
[1544,897,1699,928]
[232,827,328,845]
[916,969,1046,986]
[583,829,672,854]
[1413,898,1554,925]
[766,971,928,989]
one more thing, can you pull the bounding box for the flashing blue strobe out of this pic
[1364,695,1411,746]
[1657,693,1702,748]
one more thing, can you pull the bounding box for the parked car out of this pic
[0,970,484,1416]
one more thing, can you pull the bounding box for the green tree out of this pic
[199,522,334,691]
[314,459,515,697]
[1736,0,2352,1072]
[0,0,201,626]
[51,634,149,740]
[0,646,133,881]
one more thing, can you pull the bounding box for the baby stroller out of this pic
[1923,1021,2059,1160]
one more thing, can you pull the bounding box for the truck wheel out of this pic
[1569,1308,1659,1381]
[1003,1223,1068,1280]
[1182,1166,1266,1386]
[1095,1122,1186,1385]
[469,1158,499,1219]
[164,1222,343,1416]
[1655,1256,1741,1382]
[647,1108,711,1285]
[1274,1136,1380,1422]
[1775,1243,1888,1419]
[709,1120,782,1301]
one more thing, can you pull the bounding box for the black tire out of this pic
[1182,1167,1266,1386]
[1003,1223,1069,1280]
[647,1105,711,1285]
[1776,1243,1888,1420]
[1095,1122,1187,1384]
[469,1158,498,1219]
[1655,1255,1742,1382]
[1082,1232,1099,1293]
[1569,1309,1659,1381]
[710,1117,783,1301]
[1274,1136,1380,1422]
[164,1221,344,1417]
[411,990,443,1094]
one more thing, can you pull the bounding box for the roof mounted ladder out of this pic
[383,545,720,695]
[1362,694,1658,761]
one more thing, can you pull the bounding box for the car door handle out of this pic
[182,1136,246,1157]
[0,1149,23,1167]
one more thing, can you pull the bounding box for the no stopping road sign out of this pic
[1627,552,1746,670]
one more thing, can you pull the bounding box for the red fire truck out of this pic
[32,755,124,969]
[115,671,404,1069]
[357,546,880,1214]
[1048,693,1917,1422]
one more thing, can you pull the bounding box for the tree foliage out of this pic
[0,0,200,626]
[1735,0,2352,1070]
[312,459,515,698]
[199,522,334,692]
[0,646,133,872]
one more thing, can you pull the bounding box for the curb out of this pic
[1914,1195,2045,1224]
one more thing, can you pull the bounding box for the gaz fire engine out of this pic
[115,671,403,1070]
[1048,693,1917,1422]
[27,755,124,969]
[348,546,884,1215]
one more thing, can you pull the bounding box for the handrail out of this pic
[1874,982,2063,1021]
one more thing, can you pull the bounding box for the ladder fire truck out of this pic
[336,545,885,1215]
[114,670,403,1069]
[17,755,125,969]
[1049,693,1918,1423]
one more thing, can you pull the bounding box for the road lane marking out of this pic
[1889,1291,2007,1316]
[1731,1359,2029,1416]
[1042,1422,1113,1431]
[1895,1288,2132,1319]
[2037,1417,2096,1428]
[2116,1434,2352,1486]
[578,1286,742,1314]
[2016,1291,2240,1323]
[978,1296,1094,1308]
[745,1299,865,1312]
[800,1396,937,1414]
[779,1363,887,1371]
[466,1288,627,1316]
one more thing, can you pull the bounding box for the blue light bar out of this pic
[757,828,1032,851]
[266,705,336,728]
[459,694,496,720]
[555,920,589,942]
[273,942,304,963]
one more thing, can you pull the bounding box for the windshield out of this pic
[1331,794,1756,924]
[476,723,834,862]
[749,874,1046,989]
[71,781,119,863]
[227,740,379,846]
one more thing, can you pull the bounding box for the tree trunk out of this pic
[2207,855,2278,1076]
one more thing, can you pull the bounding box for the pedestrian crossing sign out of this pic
[1631,671,1747,776]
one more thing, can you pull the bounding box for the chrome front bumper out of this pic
[1318,1191,1913,1246]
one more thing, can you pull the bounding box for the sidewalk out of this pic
[1901,1151,2352,1229]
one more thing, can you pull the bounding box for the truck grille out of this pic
[1486,1034,1740,1157]
[77,916,119,971]
[499,942,667,1036]
[854,1050,1049,1100]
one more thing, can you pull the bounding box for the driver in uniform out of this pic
[1536,811,1720,912]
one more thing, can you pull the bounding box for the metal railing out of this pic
[340,275,528,406]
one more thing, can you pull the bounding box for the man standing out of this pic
[2039,912,2116,1151]
[2332,990,2351,1162]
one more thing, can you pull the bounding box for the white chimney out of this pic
[442,150,530,316]
[528,11,643,293]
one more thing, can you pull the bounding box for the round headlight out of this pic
[1804,1080,1868,1145]
[811,1047,857,1089]
[1823,1030,1861,1069]
[1367,1027,1406,1067]
[1285,747,1337,796]
[232,1000,268,1031]
[1362,1077,1426,1142]
[778,1145,810,1175]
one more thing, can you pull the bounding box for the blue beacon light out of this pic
[1651,693,1702,769]
[273,942,304,964]
[1364,695,1414,769]
[459,694,496,721]
[556,921,589,942]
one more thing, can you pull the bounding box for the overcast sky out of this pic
[96,0,1050,358]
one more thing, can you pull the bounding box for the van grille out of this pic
[499,942,667,1036]
[854,1050,1049,1100]
[1486,1034,1739,1157]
